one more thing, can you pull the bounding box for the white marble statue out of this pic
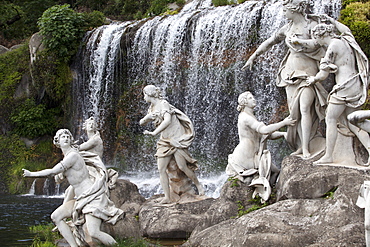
[23,129,123,247]
[226,91,296,202]
[357,181,370,247]
[242,0,350,159]
[79,117,104,158]
[304,24,370,165]
[139,85,205,204]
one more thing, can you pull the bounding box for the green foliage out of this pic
[322,186,337,199]
[235,197,268,217]
[0,1,59,45]
[30,223,60,247]
[147,0,172,16]
[0,44,29,101]
[212,0,234,7]
[81,10,106,30]
[11,98,60,139]
[38,4,85,61]
[340,1,370,57]
[228,177,240,187]
[0,134,56,194]
[111,238,154,247]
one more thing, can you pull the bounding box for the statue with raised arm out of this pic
[242,0,348,158]
[305,24,370,165]
[139,85,205,204]
[23,129,124,247]
[226,91,296,202]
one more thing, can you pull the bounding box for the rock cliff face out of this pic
[108,155,370,246]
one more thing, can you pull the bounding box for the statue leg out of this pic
[299,87,315,158]
[315,103,346,164]
[51,200,78,247]
[85,214,116,246]
[157,156,172,203]
[174,152,205,195]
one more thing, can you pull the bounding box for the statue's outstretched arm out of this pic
[242,28,285,71]
[257,116,296,135]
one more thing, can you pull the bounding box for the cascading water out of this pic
[71,0,342,198]
[71,22,134,137]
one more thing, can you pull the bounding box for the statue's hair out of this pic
[143,85,164,99]
[53,129,78,149]
[312,23,336,38]
[82,117,97,131]
[237,91,253,112]
[282,0,310,14]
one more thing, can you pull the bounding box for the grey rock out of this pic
[184,156,370,246]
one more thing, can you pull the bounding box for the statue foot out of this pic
[302,151,311,159]
[291,148,302,156]
[313,156,333,165]
[154,197,172,204]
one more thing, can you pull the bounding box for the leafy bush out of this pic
[38,4,85,61]
[82,10,106,30]
[340,1,370,57]
[11,99,60,139]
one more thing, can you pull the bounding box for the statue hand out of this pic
[22,169,31,177]
[143,130,155,136]
[241,58,254,71]
[289,35,299,45]
[306,76,315,86]
[284,116,296,126]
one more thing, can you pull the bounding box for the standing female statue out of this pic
[242,0,329,158]
[139,85,205,204]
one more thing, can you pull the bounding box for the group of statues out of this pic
[22,0,370,245]
[23,118,123,247]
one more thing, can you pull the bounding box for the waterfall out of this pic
[27,179,36,195]
[71,0,342,198]
[71,22,134,137]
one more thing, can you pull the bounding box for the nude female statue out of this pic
[139,85,205,204]
[242,0,329,158]
[23,129,123,247]
[226,91,296,201]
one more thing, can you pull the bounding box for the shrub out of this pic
[38,4,85,61]
[340,1,370,57]
[82,10,106,30]
[11,98,60,139]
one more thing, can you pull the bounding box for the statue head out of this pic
[282,0,309,14]
[83,117,97,132]
[312,23,335,39]
[237,91,255,111]
[143,85,164,99]
[53,129,76,148]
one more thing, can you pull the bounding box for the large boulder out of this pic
[102,179,146,239]
[139,196,215,239]
[184,156,370,246]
